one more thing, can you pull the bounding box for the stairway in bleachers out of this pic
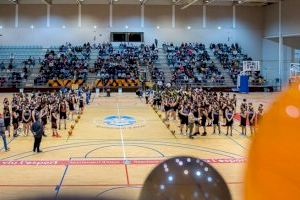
[86,48,99,86]
[207,50,235,87]
[155,48,172,84]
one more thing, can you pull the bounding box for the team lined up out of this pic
[1,90,87,140]
[150,88,264,139]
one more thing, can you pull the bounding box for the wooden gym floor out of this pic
[0,92,278,200]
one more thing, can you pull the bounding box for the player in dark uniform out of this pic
[192,106,200,136]
[4,108,11,137]
[212,105,221,135]
[79,96,84,114]
[12,107,19,137]
[51,107,60,137]
[200,107,208,136]
[22,106,32,136]
[40,106,48,135]
[179,104,189,135]
[163,99,171,121]
[68,95,76,120]
[59,100,68,130]
[248,105,256,136]
[240,108,247,136]
[225,106,234,136]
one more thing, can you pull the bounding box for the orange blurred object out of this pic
[245,82,300,200]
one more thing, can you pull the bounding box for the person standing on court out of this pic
[154,38,158,48]
[31,117,44,153]
[0,113,9,151]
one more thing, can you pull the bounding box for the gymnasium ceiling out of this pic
[0,0,279,7]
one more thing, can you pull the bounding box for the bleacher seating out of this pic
[34,43,90,86]
[92,43,158,81]
[210,43,266,85]
[0,46,43,87]
[165,43,225,85]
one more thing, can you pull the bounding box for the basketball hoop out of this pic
[243,61,260,72]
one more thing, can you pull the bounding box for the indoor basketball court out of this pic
[0,0,300,199]
[0,92,277,200]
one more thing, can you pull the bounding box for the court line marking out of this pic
[232,127,251,141]
[1,140,244,160]
[117,103,127,161]
[124,164,130,185]
[84,144,165,158]
[0,136,16,151]
[0,182,243,188]
[96,186,142,198]
[0,158,246,166]
[10,142,242,160]
[116,103,130,185]
[55,158,71,200]
[227,136,247,150]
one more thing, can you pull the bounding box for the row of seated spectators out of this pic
[150,66,165,85]
[34,43,90,85]
[0,57,30,87]
[92,43,158,81]
[211,43,265,85]
[165,42,224,85]
[0,70,29,87]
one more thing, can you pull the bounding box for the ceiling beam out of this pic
[142,0,149,5]
[175,0,185,5]
[76,0,82,5]
[8,0,18,4]
[181,0,199,9]
[204,0,216,5]
[42,0,52,5]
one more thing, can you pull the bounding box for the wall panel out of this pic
[0,4,15,28]
[144,5,172,29]
[206,6,232,29]
[51,5,77,28]
[19,4,46,28]
[113,5,140,28]
[176,5,202,29]
[82,4,109,28]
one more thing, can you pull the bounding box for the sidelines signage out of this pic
[243,61,260,72]
[0,158,246,166]
[47,80,85,88]
[94,79,140,87]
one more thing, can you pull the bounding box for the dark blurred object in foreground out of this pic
[139,156,231,200]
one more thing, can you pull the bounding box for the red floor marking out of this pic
[0,184,143,187]
[0,158,246,166]
[124,164,130,185]
[0,182,242,188]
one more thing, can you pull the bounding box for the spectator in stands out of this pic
[92,43,158,82]
[0,62,5,71]
[34,44,90,85]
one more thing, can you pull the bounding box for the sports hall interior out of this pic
[0,0,299,200]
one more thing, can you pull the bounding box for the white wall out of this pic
[0,4,264,60]
[0,4,15,28]
[262,0,300,85]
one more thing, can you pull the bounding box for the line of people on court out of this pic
[0,89,87,152]
[151,87,264,139]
